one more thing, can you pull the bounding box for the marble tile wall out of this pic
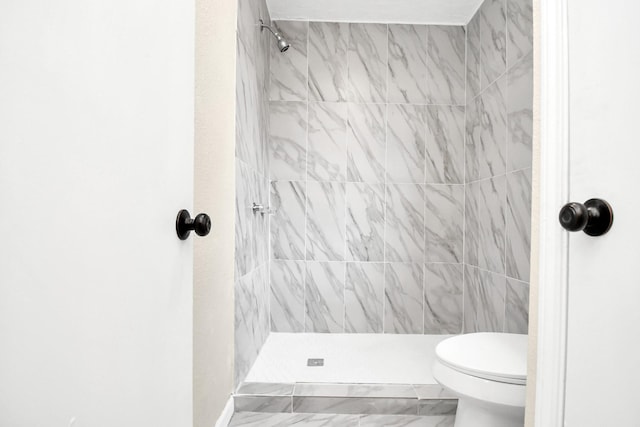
[268,20,467,335]
[234,0,272,388]
[463,0,533,334]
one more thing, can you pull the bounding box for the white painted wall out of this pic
[0,0,194,426]
[266,0,483,25]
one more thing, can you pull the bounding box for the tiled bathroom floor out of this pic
[245,333,452,384]
[229,412,455,426]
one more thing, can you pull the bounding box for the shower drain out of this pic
[307,358,324,367]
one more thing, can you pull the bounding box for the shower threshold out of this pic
[234,333,457,419]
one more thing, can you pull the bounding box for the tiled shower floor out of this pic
[245,333,453,385]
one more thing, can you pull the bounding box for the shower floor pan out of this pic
[235,333,457,418]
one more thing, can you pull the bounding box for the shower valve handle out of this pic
[176,209,211,240]
[559,198,613,236]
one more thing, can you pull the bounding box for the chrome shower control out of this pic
[559,198,613,236]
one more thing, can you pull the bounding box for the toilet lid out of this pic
[435,333,528,385]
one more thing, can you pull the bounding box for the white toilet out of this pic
[433,333,527,427]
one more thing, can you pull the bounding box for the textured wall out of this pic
[268,21,467,334]
[463,0,533,333]
[234,0,271,387]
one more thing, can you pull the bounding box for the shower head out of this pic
[259,19,291,53]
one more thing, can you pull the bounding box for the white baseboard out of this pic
[214,396,234,427]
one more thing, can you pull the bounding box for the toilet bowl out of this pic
[433,333,528,427]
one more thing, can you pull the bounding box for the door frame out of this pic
[534,0,570,425]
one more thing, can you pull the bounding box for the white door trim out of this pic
[535,0,570,425]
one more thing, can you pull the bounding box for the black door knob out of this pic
[176,209,211,240]
[559,199,613,236]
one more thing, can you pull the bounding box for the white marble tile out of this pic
[269,101,307,181]
[348,23,388,103]
[505,278,529,334]
[293,383,417,398]
[388,24,428,104]
[475,176,506,274]
[387,104,426,184]
[507,52,533,172]
[229,412,359,427]
[424,184,463,263]
[307,102,347,182]
[345,262,384,333]
[306,181,346,261]
[305,261,346,333]
[292,396,417,415]
[417,400,458,416]
[507,0,533,69]
[234,396,293,413]
[237,382,295,396]
[425,106,465,184]
[346,183,385,262]
[465,75,507,182]
[385,184,425,263]
[424,263,463,334]
[360,414,455,427]
[426,26,466,106]
[270,260,305,333]
[506,169,532,282]
[236,36,263,171]
[385,263,424,334]
[463,265,506,333]
[480,0,507,88]
[466,12,482,102]
[270,20,308,101]
[309,22,349,102]
[235,159,254,279]
[270,181,306,260]
[347,102,386,183]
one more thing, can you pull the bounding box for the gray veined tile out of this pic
[507,52,533,172]
[506,169,532,282]
[269,101,307,181]
[234,395,293,413]
[306,181,346,261]
[480,0,507,89]
[292,396,417,415]
[307,102,347,182]
[236,36,264,172]
[424,185,463,263]
[425,106,464,185]
[348,23,388,103]
[463,265,506,333]
[235,268,267,387]
[505,278,530,334]
[309,22,349,102]
[235,159,254,279]
[346,183,385,262]
[305,261,346,333]
[466,75,507,182]
[237,382,295,396]
[507,0,533,69]
[412,385,456,400]
[466,12,482,102]
[270,260,305,333]
[385,184,425,263]
[270,181,306,260]
[417,400,458,416]
[360,414,456,427]
[253,170,270,266]
[385,263,424,334]
[293,383,417,398]
[229,412,359,427]
[270,21,308,101]
[387,104,426,184]
[388,24,428,104]
[424,263,463,334]
[347,102,386,183]
[463,181,479,267]
[475,176,506,274]
[426,26,466,106]
[345,262,384,333]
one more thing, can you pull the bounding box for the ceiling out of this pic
[265,0,484,26]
